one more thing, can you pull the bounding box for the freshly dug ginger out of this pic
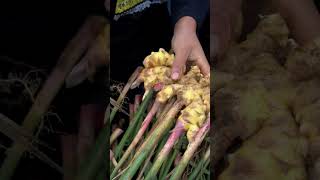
[216,14,289,75]
[132,48,174,91]
[215,85,308,179]
[135,48,210,142]
[292,79,320,180]
[285,37,320,81]
[143,48,174,68]
[156,67,209,141]
[141,63,210,141]
[214,13,313,180]
[219,131,307,180]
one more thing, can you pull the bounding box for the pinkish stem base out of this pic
[112,101,161,173]
[163,121,184,153]
[144,121,184,179]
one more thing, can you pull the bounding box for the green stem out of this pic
[111,91,153,178]
[110,67,143,123]
[202,159,210,178]
[159,138,183,180]
[155,132,170,158]
[170,120,210,180]
[145,121,184,180]
[119,100,184,180]
[188,148,210,180]
[136,144,157,180]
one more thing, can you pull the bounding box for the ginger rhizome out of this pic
[214,14,320,180]
[134,48,210,142]
[112,48,210,180]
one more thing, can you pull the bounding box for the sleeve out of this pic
[169,0,209,28]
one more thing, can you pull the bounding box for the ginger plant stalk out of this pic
[136,144,158,180]
[159,138,183,180]
[110,66,143,123]
[170,119,210,180]
[110,128,123,145]
[111,99,160,178]
[188,147,210,180]
[119,100,185,180]
[114,48,210,179]
[114,90,154,159]
[145,121,185,180]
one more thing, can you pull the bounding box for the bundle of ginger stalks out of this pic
[110,48,210,180]
[213,13,320,180]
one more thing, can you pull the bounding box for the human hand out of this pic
[171,16,210,80]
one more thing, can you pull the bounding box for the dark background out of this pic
[0,1,106,180]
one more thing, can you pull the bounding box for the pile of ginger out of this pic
[133,48,210,142]
[213,14,320,180]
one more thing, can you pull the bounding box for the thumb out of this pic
[171,47,189,80]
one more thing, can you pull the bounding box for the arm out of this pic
[170,0,209,28]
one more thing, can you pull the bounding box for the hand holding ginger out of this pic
[171,16,210,79]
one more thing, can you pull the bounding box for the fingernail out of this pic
[171,72,179,80]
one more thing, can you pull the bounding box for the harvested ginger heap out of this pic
[135,48,210,142]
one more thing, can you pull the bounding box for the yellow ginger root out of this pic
[292,79,320,180]
[156,83,208,142]
[216,14,289,74]
[156,84,182,103]
[153,65,209,142]
[156,66,205,104]
[201,86,210,112]
[157,74,210,141]
[218,132,307,180]
[178,100,207,141]
[156,72,210,142]
[177,85,203,104]
[143,48,174,68]
[216,85,308,180]
[139,66,173,90]
[137,48,210,142]
[137,48,204,92]
[214,13,315,180]
[252,14,289,47]
[284,39,320,179]
[133,48,174,91]
[285,37,320,81]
